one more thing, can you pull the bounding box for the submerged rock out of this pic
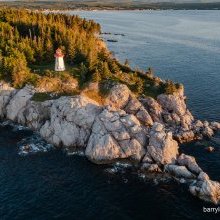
[18,134,54,155]
[205,146,215,152]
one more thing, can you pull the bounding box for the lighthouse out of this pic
[54,48,65,71]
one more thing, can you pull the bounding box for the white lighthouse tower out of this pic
[54,48,65,71]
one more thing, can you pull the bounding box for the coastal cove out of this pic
[0,9,220,220]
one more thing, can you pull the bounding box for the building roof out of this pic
[54,48,64,58]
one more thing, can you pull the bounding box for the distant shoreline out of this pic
[1,1,220,11]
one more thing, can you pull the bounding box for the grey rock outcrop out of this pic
[0,82,17,118]
[17,100,53,130]
[105,84,154,127]
[165,164,196,179]
[85,108,147,164]
[140,97,163,122]
[175,130,195,143]
[6,85,35,121]
[157,92,194,130]
[0,81,220,204]
[40,96,102,148]
[190,179,220,205]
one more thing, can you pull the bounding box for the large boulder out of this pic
[147,123,179,165]
[85,109,147,164]
[136,107,153,126]
[165,164,196,179]
[177,154,202,175]
[124,96,142,114]
[17,100,53,130]
[6,85,35,121]
[40,96,101,148]
[157,93,187,116]
[140,97,163,122]
[125,96,153,126]
[105,84,130,109]
[192,120,204,135]
[157,93,194,129]
[86,133,126,164]
[202,126,214,138]
[174,130,195,143]
[190,179,220,204]
[210,121,220,131]
[105,85,154,126]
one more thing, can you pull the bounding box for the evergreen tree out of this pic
[79,62,88,83]
[124,59,130,66]
[92,68,101,82]
[102,62,111,79]
[3,49,30,87]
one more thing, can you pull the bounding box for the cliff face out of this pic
[0,81,220,204]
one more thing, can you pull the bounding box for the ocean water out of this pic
[1,11,220,220]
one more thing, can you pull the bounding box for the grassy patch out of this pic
[31,90,80,102]
[81,89,104,105]
[30,63,77,76]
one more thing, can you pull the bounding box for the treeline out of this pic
[0,9,102,87]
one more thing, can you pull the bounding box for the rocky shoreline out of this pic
[0,81,220,204]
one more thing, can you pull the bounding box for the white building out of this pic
[54,48,65,71]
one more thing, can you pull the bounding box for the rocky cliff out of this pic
[0,81,220,204]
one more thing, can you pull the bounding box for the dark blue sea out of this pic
[1,10,220,220]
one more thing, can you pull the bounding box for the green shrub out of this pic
[31,92,57,102]
[99,80,116,97]
[164,80,181,95]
